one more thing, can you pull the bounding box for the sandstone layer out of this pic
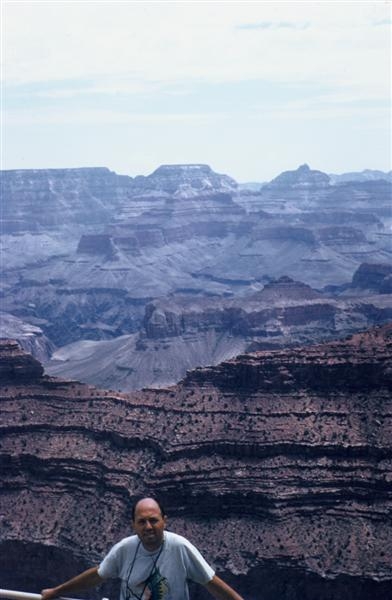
[0,326,391,599]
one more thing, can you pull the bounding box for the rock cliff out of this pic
[0,167,130,233]
[1,163,391,392]
[44,276,392,391]
[0,326,392,599]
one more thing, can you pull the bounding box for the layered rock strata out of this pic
[1,163,391,355]
[44,277,392,391]
[1,326,392,599]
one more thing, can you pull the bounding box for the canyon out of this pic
[1,163,391,390]
[0,325,391,599]
[1,162,391,598]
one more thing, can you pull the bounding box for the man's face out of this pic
[132,498,166,551]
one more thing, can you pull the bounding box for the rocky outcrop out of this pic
[255,276,321,301]
[316,226,367,245]
[131,164,238,197]
[0,339,44,380]
[77,234,118,257]
[351,262,392,292]
[327,180,392,218]
[1,326,392,599]
[0,167,131,232]
[44,276,392,391]
[329,169,392,184]
[0,313,54,362]
[142,279,333,341]
[267,163,331,188]
[186,324,392,391]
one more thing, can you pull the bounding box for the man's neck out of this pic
[141,535,165,553]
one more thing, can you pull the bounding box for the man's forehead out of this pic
[134,498,162,516]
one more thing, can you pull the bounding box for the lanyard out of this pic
[125,540,164,600]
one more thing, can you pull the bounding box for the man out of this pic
[41,496,244,600]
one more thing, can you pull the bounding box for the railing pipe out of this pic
[0,592,42,600]
[0,591,83,600]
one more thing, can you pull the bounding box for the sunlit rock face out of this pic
[0,325,391,599]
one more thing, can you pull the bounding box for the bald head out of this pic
[131,496,167,551]
[131,496,166,522]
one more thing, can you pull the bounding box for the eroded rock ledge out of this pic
[0,326,391,599]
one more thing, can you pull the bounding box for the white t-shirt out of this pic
[98,530,215,600]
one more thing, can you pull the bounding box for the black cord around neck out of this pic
[125,538,165,600]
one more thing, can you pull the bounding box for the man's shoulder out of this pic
[99,534,138,574]
[110,534,138,552]
[164,530,214,577]
[165,530,197,549]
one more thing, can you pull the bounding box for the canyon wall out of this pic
[1,326,391,599]
[1,164,390,342]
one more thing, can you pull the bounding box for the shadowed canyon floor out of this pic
[0,325,392,599]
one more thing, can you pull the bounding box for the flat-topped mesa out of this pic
[153,164,214,174]
[142,277,326,339]
[0,339,44,381]
[255,276,322,302]
[77,234,117,256]
[132,163,238,196]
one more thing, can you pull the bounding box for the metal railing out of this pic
[0,591,83,600]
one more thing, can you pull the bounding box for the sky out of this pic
[1,0,391,182]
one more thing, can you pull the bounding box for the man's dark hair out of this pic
[131,495,167,521]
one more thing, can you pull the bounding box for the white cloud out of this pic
[236,20,310,30]
[250,102,389,122]
[2,1,390,93]
[4,105,230,126]
[2,1,390,179]
[21,79,165,99]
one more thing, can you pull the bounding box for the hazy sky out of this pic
[1,0,391,182]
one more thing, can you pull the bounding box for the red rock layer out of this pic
[0,326,391,599]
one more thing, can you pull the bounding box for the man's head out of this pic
[131,496,167,551]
